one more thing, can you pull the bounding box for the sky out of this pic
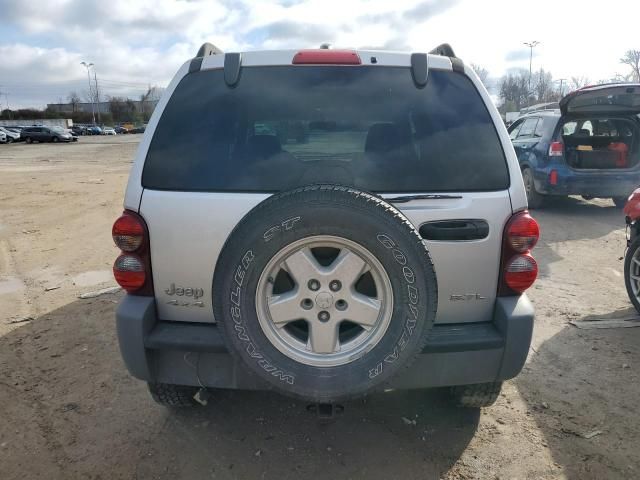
[1,0,639,109]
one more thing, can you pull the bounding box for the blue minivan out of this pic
[508,84,640,208]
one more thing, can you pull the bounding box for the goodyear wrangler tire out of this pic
[213,185,437,402]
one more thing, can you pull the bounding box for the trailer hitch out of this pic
[307,403,344,422]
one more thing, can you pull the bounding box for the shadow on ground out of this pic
[0,294,480,480]
[515,315,640,479]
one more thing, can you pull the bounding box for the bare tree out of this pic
[108,96,139,123]
[140,85,164,119]
[83,89,95,104]
[67,91,81,113]
[620,50,640,82]
[569,76,591,90]
[499,69,530,110]
[470,63,490,87]
[533,68,554,102]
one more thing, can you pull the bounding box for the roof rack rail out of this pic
[196,42,223,58]
[428,43,464,73]
[429,43,456,58]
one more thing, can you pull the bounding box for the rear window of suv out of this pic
[143,66,509,193]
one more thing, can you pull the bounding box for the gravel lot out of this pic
[1,135,639,479]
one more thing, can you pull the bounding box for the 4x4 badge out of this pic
[450,293,486,301]
[167,299,204,308]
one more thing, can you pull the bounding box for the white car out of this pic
[0,127,20,143]
[0,130,6,144]
[113,43,538,410]
[102,127,117,135]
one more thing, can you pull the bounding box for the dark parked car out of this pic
[21,126,73,143]
[114,126,129,134]
[86,126,103,135]
[71,126,88,136]
[508,83,640,208]
[128,125,146,134]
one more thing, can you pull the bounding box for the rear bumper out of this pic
[116,295,534,391]
[533,165,640,197]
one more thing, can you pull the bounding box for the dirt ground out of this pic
[1,136,639,480]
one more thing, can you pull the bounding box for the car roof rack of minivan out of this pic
[428,43,464,73]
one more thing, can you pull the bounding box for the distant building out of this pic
[0,119,72,128]
[46,99,159,115]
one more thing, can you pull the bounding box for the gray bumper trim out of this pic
[116,295,534,389]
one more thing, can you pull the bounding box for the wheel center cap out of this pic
[315,292,334,309]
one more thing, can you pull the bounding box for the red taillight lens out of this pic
[292,50,361,65]
[504,254,538,293]
[548,141,563,157]
[112,210,152,295]
[112,213,144,252]
[506,212,539,252]
[113,255,146,291]
[549,169,558,185]
[499,211,540,296]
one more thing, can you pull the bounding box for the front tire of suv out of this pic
[522,168,544,209]
[450,382,502,408]
[213,185,438,403]
[147,383,199,408]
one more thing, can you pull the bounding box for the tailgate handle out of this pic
[419,219,489,241]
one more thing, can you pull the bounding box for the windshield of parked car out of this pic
[143,66,509,193]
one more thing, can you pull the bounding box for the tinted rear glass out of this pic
[143,66,508,192]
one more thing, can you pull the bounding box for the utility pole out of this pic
[0,86,8,119]
[523,41,540,106]
[556,78,567,98]
[80,61,96,124]
[93,69,101,124]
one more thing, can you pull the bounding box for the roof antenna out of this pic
[320,43,331,49]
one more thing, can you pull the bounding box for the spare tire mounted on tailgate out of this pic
[213,185,437,402]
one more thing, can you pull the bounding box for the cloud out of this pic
[402,0,460,21]
[250,20,336,46]
[505,49,534,62]
[359,0,459,30]
[3,0,635,109]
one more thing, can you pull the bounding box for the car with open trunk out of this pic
[509,83,640,208]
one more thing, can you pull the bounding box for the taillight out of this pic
[549,169,558,185]
[112,213,144,251]
[499,211,540,295]
[113,255,146,290]
[548,141,563,157]
[112,210,153,295]
[504,254,538,292]
[506,212,539,252]
[292,50,361,65]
